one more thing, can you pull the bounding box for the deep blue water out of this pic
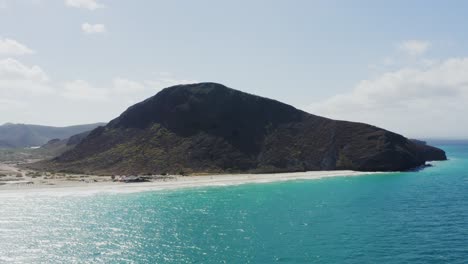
[1,143,467,263]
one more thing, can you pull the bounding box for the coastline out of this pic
[0,170,382,196]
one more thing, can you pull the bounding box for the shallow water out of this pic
[1,143,467,263]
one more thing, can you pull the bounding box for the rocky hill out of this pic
[32,83,446,175]
[39,130,93,157]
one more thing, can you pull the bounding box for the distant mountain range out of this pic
[0,123,105,148]
[31,83,446,175]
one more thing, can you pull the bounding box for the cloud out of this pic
[81,23,107,34]
[0,58,52,98]
[398,40,431,56]
[65,0,103,10]
[307,57,468,138]
[112,78,146,94]
[0,58,197,125]
[0,98,27,110]
[0,38,34,56]
[0,58,48,82]
[61,75,198,103]
[62,80,110,102]
[157,71,172,77]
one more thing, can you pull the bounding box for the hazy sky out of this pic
[1,0,467,138]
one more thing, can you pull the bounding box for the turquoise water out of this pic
[1,143,468,263]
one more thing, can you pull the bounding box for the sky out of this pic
[0,0,467,139]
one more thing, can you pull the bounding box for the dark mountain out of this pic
[40,130,93,157]
[0,123,105,148]
[33,83,446,175]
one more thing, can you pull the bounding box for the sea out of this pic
[0,141,467,263]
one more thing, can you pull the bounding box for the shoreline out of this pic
[0,170,383,197]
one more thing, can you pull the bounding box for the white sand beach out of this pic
[0,169,382,196]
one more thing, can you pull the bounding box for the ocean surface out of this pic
[1,142,467,263]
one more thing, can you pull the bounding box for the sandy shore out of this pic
[0,170,381,197]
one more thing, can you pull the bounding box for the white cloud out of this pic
[0,38,34,56]
[398,40,431,56]
[62,80,110,102]
[0,98,27,110]
[157,71,172,77]
[81,23,107,34]
[61,76,198,103]
[0,79,53,96]
[65,0,103,10]
[0,58,47,82]
[308,57,468,138]
[0,58,197,125]
[112,78,146,94]
[0,58,52,97]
